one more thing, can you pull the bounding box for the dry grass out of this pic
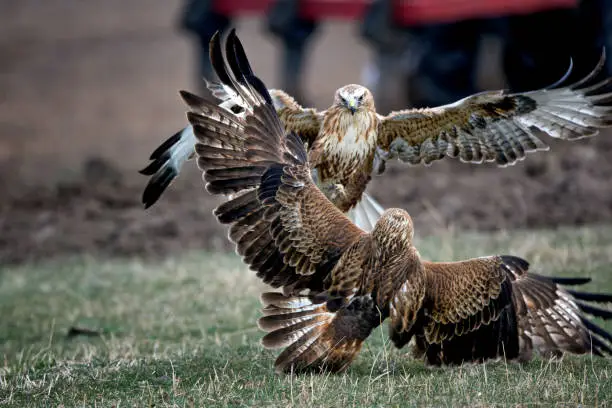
[1,226,612,407]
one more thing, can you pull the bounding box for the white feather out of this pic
[346,193,385,232]
[168,126,197,173]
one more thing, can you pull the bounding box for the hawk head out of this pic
[372,208,415,251]
[333,85,375,115]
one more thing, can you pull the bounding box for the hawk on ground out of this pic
[178,31,612,373]
[141,30,612,231]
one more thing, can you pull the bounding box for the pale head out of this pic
[333,84,375,114]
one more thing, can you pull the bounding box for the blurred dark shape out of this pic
[361,0,404,53]
[502,1,607,92]
[404,19,497,108]
[360,0,412,113]
[66,326,103,339]
[179,0,318,104]
[83,157,123,187]
[396,0,610,107]
[180,0,231,82]
[266,0,319,104]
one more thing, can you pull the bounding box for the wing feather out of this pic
[183,31,362,293]
[378,51,612,167]
[139,31,321,209]
[512,272,612,358]
[421,255,519,344]
[270,89,323,147]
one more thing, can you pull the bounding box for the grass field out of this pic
[1,226,612,407]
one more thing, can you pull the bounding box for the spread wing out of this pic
[377,53,612,167]
[270,89,323,147]
[388,255,521,365]
[139,32,322,209]
[184,31,383,374]
[511,272,612,358]
[403,256,612,365]
[184,30,364,294]
[421,255,517,345]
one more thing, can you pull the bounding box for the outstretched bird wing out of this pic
[418,256,517,347]
[184,30,364,293]
[139,31,322,209]
[395,256,612,365]
[511,271,612,358]
[377,53,612,167]
[268,89,323,148]
[185,31,382,373]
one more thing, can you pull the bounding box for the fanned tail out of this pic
[259,292,380,373]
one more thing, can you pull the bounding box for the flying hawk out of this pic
[141,30,612,231]
[179,32,612,373]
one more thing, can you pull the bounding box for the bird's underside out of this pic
[141,32,612,232]
[173,30,612,374]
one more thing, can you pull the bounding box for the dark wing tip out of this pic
[500,255,530,272]
[209,30,233,86]
[246,75,273,106]
[149,130,183,160]
[231,30,255,77]
[225,29,247,86]
[139,158,165,176]
[581,316,612,346]
[141,166,177,209]
[179,90,206,110]
[549,277,592,286]
[577,302,612,320]
[570,48,608,90]
[566,289,612,303]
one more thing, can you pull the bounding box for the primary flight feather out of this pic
[141,33,612,230]
[179,31,612,373]
[141,32,612,231]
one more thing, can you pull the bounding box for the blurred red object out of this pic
[213,0,578,25]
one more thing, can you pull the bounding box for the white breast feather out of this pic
[327,113,377,159]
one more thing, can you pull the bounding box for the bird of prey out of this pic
[141,31,612,231]
[178,31,612,373]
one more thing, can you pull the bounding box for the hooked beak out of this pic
[348,100,357,115]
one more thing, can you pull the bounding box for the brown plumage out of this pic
[140,32,612,232]
[181,31,612,374]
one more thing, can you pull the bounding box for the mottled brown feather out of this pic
[180,31,612,374]
[377,52,612,168]
[511,272,612,359]
[270,89,322,147]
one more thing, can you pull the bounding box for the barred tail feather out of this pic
[258,292,375,374]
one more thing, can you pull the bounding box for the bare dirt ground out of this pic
[2,0,612,265]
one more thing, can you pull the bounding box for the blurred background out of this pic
[2,0,612,265]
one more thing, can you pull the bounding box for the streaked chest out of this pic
[317,111,379,180]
